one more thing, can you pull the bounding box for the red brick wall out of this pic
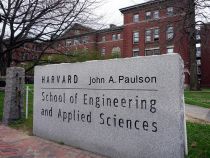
[201,26,210,87]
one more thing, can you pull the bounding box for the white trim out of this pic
[167,45,174,48]
[145,47,160,51]
[97,39,123,44]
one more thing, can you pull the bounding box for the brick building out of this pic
[200,24,210,87]
[14,0,210,87]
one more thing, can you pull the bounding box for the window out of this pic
[112,34,117,40]
[196,34,200,40]
[102,36,106,42]
[145,11,152,20]
[167,47,174,54]
[197,59,201,65]
[22,53,29,60]
[75,30,80,35]
[167,7,174,16]
[74,38,80,45]
[196,46,201,57]
[145,49,160,56]
[133,31,139,44]
[82,36,88,44]
[101,48,105,55]
[133,48,139,57]
[117,33,121,40]
[167,26,174,40]
[112,47,121,54]
[154,28,159,41]
[145,30,151,42]
[65,39,72,47]
[133,14,139,22]
[197,66,201,74]
[153,10,159,19]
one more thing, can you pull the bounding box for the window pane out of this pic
[133,32,139,43]
[112,34,117,40]
[133,14,139,22]
[153,10,159,19]
[167,26,174,40]
[65,39,72,47]
[133,48,139,56]
[102,36,106,42]
[167,7,173,16]
[145,30,151,42]
[101,48,105,55]
[154,49,160,55]
[167,48,174,54]
[154,28,159,41]
[83,36,88,44]
[145,50,152,56]
[117,34,121,40]
[145,49,160,56]
[146,11,151,20]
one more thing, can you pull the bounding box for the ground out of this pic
[184,89,210,108]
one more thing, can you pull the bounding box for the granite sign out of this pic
[33,54,186,158]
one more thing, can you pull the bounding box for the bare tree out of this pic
[169,0,210,90]
[0,0,98,75]
[182,0,210,90]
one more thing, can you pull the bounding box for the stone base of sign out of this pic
[2,67,25,125]
[33,54,186,158]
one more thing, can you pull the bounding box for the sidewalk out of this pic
[0,125,105,158]
[185,104,210,123]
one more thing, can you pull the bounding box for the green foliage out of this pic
[187,122,210,158]
[184,89,210,108]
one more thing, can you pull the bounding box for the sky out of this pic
[94,0,147,26]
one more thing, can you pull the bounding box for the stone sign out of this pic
[3,67,25,125]
[33,54,186,158]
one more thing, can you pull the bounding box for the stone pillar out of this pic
[2,67,25,125]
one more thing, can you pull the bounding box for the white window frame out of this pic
[133,31,139,44]
[101,48,105,56]
[153,28,159,41]
[133,48,139,57]
[117,33,121,40]
[112,34,117,41]
[102,36,106,42]
[145,48,160,56]
[167,26,174,40]
[145,29,152,42]
[133,14,139,22]
[65,39,72,47]
[82,36,88,44]
[167,46,174,54]
[167,7,174,16]
[145,11,152,20]
[153,10,159,19]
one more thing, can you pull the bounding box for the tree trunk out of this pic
[189,0,199,90]
[0,44,7,76]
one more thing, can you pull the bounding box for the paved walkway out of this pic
[185,104,210,122]
[0,125,105,158]
[0,104,209,158]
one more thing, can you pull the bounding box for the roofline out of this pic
[96,26,124,34]
[119,0,166,13]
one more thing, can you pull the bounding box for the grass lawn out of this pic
[187,122,210,158]
[0,86,210,157]
[184,89,210,109]
[0,85,34,134]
